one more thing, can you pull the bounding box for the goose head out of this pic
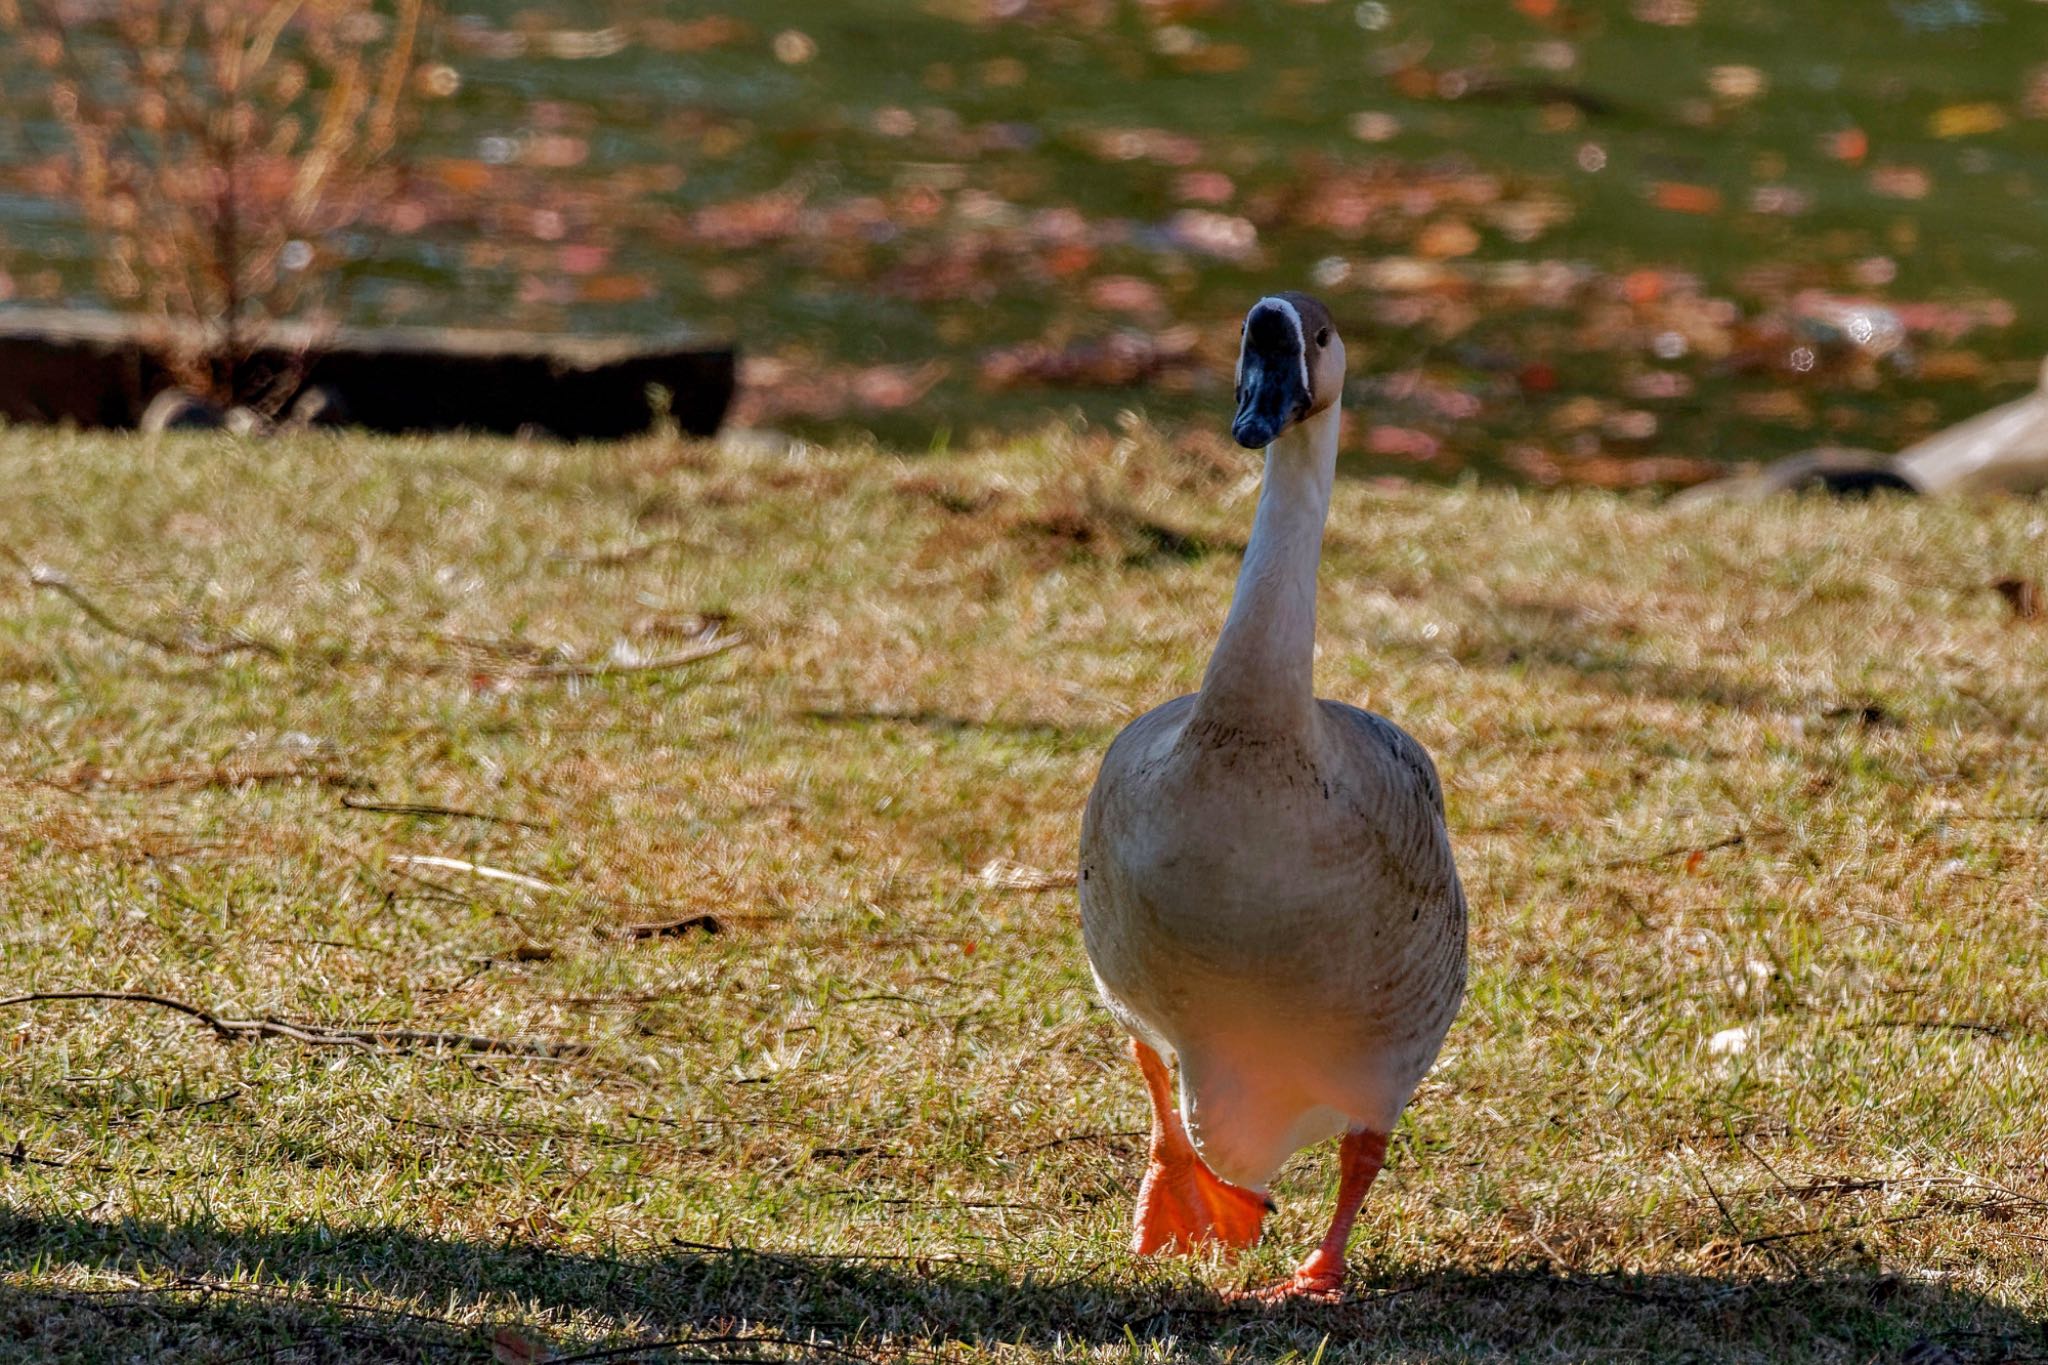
[1231,292,1344,449]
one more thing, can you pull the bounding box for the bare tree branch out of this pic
[0,990,589,1058]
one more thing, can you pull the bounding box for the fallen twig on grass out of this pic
[508,636,744,680]
[29,567,283,658]
[502,1326,888,1365]
[615,913,722,940]
[53,759,367,793]
[390,854,566,895]
[1603,831,1745,870]
[25,561,743,682]
[1851,1017,2010,1039]
[0,990,589,1058]
[671,1238,972,1268]
[1002,1128,1146,1156]
[1741,1211,1936,1249]
[343,793,548,829]
[977,857,1075,892]
[388,858,750,943]
[6,1139,193,1177]
[372,633,743,682]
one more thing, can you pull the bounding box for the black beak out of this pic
[1232,308,1312,448]
[1232,360,1309,449]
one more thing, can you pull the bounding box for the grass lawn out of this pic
[1,424,2045,1363]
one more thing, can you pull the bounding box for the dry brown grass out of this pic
[1,422,2045,1362]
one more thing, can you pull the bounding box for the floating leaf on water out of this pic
[1365,425,1442,460]
[1349,111,1403,142]
[538,28,629,60]
[1869,164,1932,199]
[1173,170,1235,204]
[772,29,817,63]
[1171,41,1251,74]
[415,64,461,98]
[640,15,752,53]
[1707,65,1767,101]
[1929,102,2008,138]
[1416,218,1481,258]
[429,159,493,194]
[2026,65,2048,118]
[577,273,654,304]
[1822,127,1869,163]
[1749,184,1812,216]
[1088,274,1167,315]
[1649,181,1722,214]
[1164,209,1258,261]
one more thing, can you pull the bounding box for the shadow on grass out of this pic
[4,1207,2045,1363]
[1410,596,1816,719]
[798,707,1088,740]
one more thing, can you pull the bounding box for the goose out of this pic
[1078,292,1467,1302]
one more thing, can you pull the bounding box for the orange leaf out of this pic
[1174,43,1251,74]
[1650,182,1721,215]
[1822,128,1868,164]
[429,159,493,194]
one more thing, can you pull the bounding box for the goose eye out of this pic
[1315,327,1331,348]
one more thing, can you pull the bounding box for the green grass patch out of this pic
[1,425,2045,1362]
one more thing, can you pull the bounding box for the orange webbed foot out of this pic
[1131,1147,1270,1255]
[1223,1128,1386,1304]
[1225,1246,1348,1304]
[1127,1037,1270,1257]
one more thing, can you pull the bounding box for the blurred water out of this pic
[2,0,2044,478]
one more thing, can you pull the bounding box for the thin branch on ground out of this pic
[0,990,589,1058]
[507,636,744,680]
[342,793,549,829]
[1002,1128,1146,1155]
[1603,831,1744,870]
[55,760,369,793]
[615,913,723,940]
[27,564,740,680]
[670,1238,973,1268]
[29,567,283,658]
[389,854,565,895]
[1852,1018,2011,1039]
[530,1329,886,1365]
[5,1139,194,1177]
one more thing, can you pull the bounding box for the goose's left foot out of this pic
[1230,1127,1387,1305]
[1227,1245,1348,1303]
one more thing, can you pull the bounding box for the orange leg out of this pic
[1128,1038,1271,1256]
[1232,1127,1387,1304]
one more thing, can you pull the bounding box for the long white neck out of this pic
[1190,401,1341,739]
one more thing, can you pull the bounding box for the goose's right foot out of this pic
[1229,1127,1386,1303]
[1128,1037,1270,1255]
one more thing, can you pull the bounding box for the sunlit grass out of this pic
[2,424,2045,1362]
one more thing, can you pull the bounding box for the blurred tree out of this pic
[2,0,429,404]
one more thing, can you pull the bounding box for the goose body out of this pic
[1078,293,1467,1300]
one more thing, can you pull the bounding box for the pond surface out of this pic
[3,0,2045,479]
